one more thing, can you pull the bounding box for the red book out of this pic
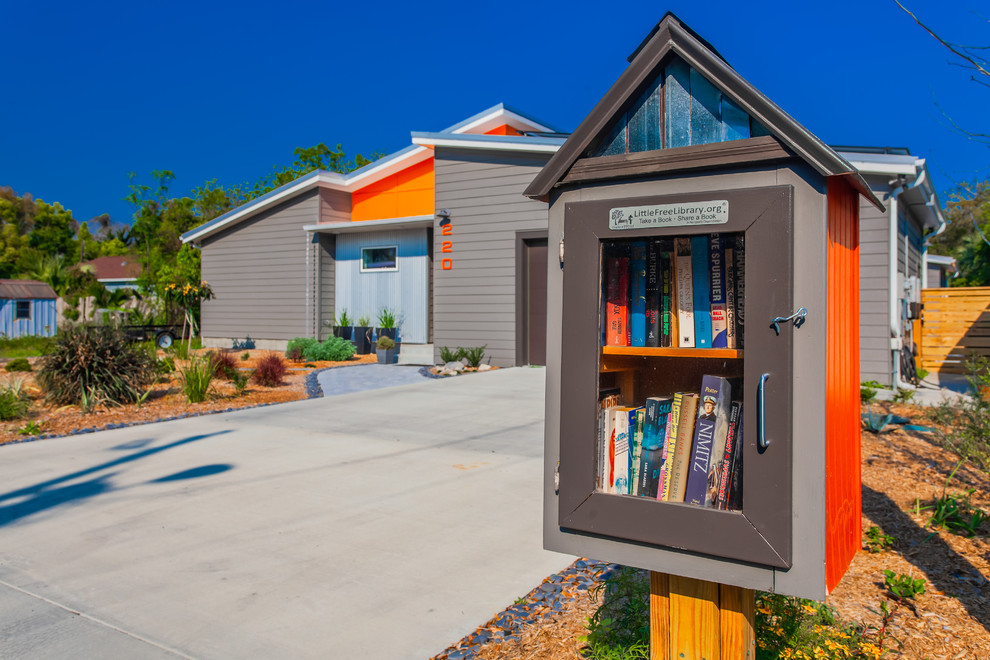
[607,257,629,346]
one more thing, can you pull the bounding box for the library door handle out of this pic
[769,307,807,336]
[758,373,771,450]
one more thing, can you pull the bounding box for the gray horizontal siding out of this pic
[319,187,351,223]
[859,179,892,386]
[433,149,551,367]
[318,234,335,340]
[201,191,318,343]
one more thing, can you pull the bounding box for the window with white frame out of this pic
[361,246,398,272]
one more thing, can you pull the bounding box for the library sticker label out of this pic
[609,200,729,230]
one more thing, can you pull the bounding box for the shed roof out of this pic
[0,279,57,300]
[523,12,883,212]
[83,255,141,281]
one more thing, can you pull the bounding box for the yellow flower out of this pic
[803,603,818,615]
[812,646,826,659]
[757,605,773,615]
[782,648,793,659]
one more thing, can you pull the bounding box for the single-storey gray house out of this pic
[835,147,946,387]
[181,104,564,366]
[0,279,58,338]
[925,253,958,288]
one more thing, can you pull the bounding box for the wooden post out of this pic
[650,571,754,660]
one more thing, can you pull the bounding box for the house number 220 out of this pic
[440,217,453,270]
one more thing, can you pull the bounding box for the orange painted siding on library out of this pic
[825,178,862,593]
[351,157,435,221]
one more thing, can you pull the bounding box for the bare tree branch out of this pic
[895,0,990,80]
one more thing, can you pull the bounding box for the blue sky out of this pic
[1,0,987,226]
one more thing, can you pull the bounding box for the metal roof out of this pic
[0,279,57,300]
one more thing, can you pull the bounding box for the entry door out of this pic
[525,239,548,365]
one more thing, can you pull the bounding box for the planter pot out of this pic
[353,326,372,354]
[376,327,397,342]
[376,347,397,364]
[334,326,353,341]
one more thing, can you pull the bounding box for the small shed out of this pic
[0,280,58,338]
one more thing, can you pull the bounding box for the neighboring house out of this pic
[835,148,946,387]
[182,104,565,366]
[83,255,141,291]
[925,253,958,288]
[0,280,58,338]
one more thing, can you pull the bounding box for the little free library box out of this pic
[525,14,883,600]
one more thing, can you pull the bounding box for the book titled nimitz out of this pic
[683,375,732,507]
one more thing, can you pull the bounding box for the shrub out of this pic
[155,356,175,375]
[357,315,371,327]
[376,336,395,350]
[934,355,990,472]
[208,351,238,380]
[253,352,287,387]
[439,346,463,363]
[286,337,318,361]
[338,309,351,327]
[38,325,154,408]
[0,379,30,421]
[241,351,251,361]
[178,353,215,403]
[462,345,487,368]
[303,337,356,362]
[377,308,396,329]
[5,357,32,372]
[231,369,250,396]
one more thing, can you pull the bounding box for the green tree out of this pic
[930,180,990,286]
[29,200,77,257]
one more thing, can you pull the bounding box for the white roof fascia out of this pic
[449,106,556,135]
[412,135,561,153]
[842,159,918,177]
[303,215,434,233]
[343,146,432,187]
[925,254,956,266]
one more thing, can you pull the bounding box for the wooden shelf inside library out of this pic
[601,346,743,359]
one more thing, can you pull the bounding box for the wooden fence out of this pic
[920,287,990,373]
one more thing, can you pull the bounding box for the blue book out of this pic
[709,233,728,348]
[690,236,712,348]
[637,396,673,498]
[684,375,732,506]
[630,241,647,347]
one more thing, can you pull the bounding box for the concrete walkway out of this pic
[0,367,571,659]
[316,363,431,397]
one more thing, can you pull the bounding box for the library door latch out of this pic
[769,307,808,336]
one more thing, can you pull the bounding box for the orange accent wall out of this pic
[485,124,521,136]
[351,157,435,221]
[825,178,862,593]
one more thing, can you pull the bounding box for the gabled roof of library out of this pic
[181,104,560,244]
[523,12,884,212]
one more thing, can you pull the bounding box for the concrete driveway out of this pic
[0,367,571,659]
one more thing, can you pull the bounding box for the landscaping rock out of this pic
[443,361,465,372]
[478,364,493,371]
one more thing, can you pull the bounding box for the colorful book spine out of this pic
[597,390,620,491]
[726,407,744,510]
[709,233,728,348]
[630,242,647,347]
[637,396,671,498]
[606,257,629,346]
[674,238,695,348]
[684,376,732,506]
[659,240,674,347]
[716,401,743,509]
[645,240,660,347]
[664,393,699,502]
[734,234,745,349]
[612,407,633,495]
[690,235,712,348]
[658,392,683,501]
[630,408,645,496]
[724,246,737,350]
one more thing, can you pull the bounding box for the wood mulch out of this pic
[459,401,990,659]
[0,349,378,446]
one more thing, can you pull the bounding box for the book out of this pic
[691,235,712,348]
[683,376,732,506]
[636,396,672,498]
[724,246,737,350]
[597,389,620,491]
[663,393,699,502]
[612,407,634,494]
[709,233,728,348]
[645,240,660,347]
[606,256,629,346]
[715,401,742,509]
[630,408,645,496]
[659,240,674,347]
[734,234,745,349]
[658,392,683,500]
[727,409,744,511]
[630,242,647,347]
[674,238,695,347]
